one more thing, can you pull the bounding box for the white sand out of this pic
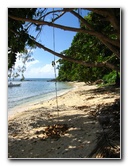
[8,82,120,158]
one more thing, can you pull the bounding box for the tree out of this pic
[57,11,120,83]
[8,8,120,72]
[8,8,39,69]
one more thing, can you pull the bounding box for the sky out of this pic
[14,8,89,78]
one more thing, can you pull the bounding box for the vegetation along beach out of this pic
[8,8,120,159]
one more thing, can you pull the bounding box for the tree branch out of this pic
[9,15,120,58]
[70,10,120,48]
[87,8,120,35]
[9,15,87,33]
[52,11,66,22]
[8,27,120,72]
[9,14,120,58]
[32,39,120,71]
[100,39,120,59]
[41,9,64,19]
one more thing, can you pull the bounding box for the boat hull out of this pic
[8,83,21,87]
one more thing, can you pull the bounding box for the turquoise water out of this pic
[8,78,73,111]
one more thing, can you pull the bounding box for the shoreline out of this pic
[8,82,75,118]
[8,82,120,158]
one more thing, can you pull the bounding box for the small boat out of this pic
[8,82,21,87]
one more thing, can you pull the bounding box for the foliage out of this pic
[8,8,120,82]
[8,49,34,81]
[102,71,119,84]
[8,8,37,69]
[57,11,120,84]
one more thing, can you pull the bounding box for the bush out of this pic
[102,71,117,84]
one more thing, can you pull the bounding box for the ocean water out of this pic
[8,78,73,111]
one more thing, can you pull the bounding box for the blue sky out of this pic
[15,8,89,78]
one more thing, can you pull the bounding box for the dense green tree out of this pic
[57,11,120,83]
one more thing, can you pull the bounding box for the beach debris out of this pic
[45,124,68,138]
[35,124,69,140]
[86,96,95,100]
[76,105,89,110]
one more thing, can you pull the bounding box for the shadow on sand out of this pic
[8,85,120,159]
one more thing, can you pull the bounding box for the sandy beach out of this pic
[8,82,120,159]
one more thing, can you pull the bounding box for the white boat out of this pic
[8,82,21,87]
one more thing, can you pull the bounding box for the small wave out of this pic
[8,80,73,110]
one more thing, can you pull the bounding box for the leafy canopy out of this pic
[8,8,120,82]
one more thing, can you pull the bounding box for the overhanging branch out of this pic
[9,14,120,59]
[8,27,120,72]
[70,10,120,48]
[32,39,120,71]
[86,8,120,34]
[9,15,86,33]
